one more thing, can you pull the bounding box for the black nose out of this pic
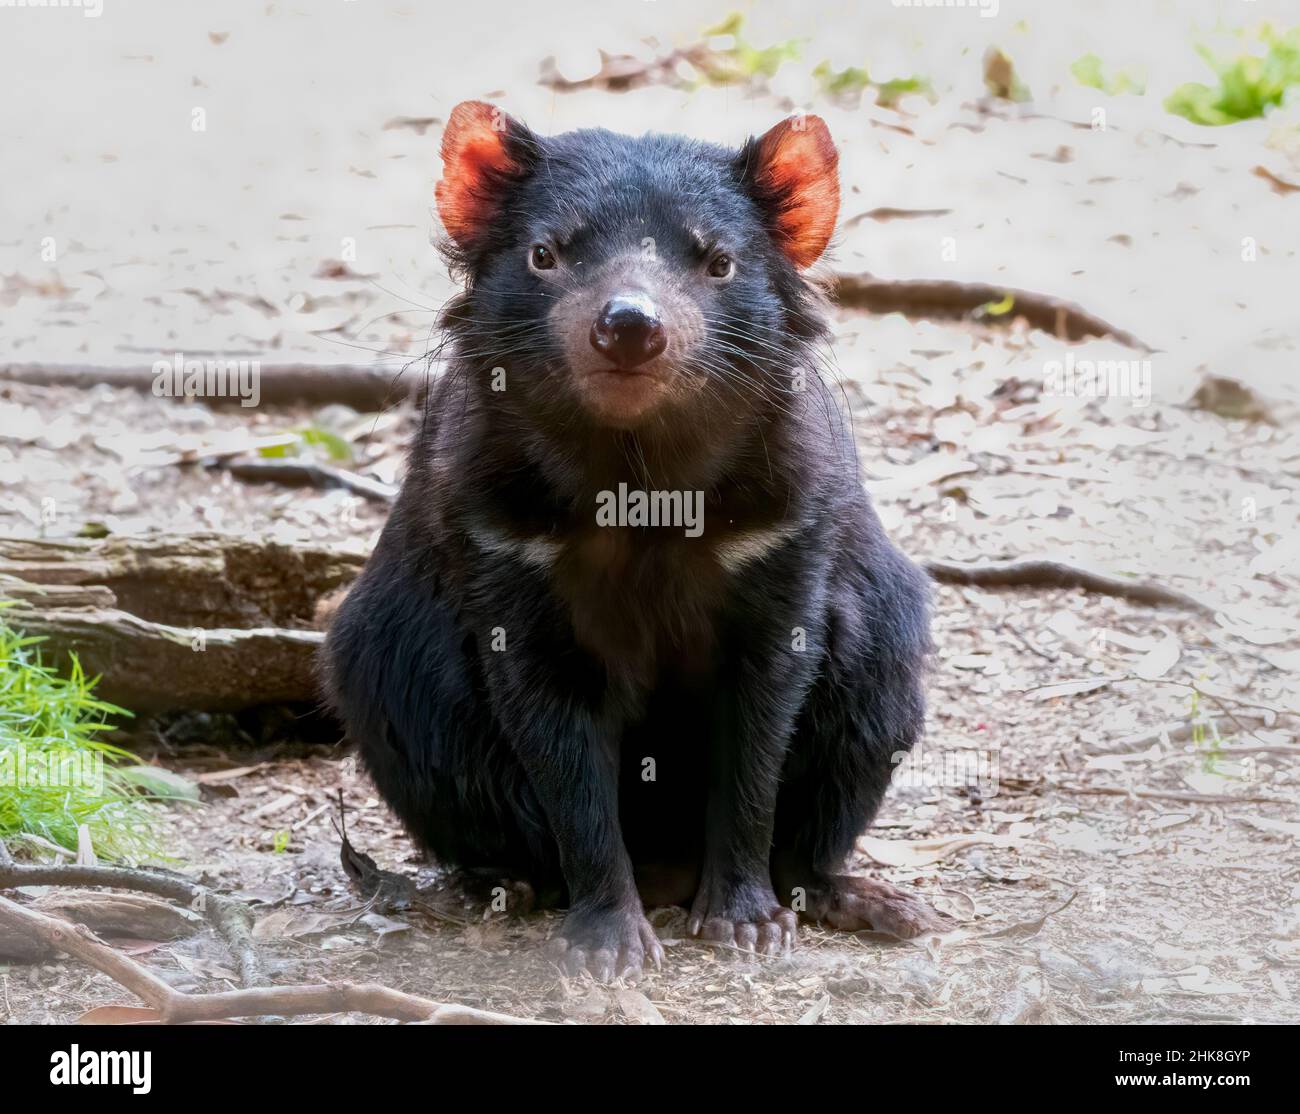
[589,294,667,369]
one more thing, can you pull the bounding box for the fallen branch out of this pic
[831,273,1150,350]
[218,456,397,503]
[0,889,200,963]
[0,859,260,985]
[924,557,1213,616]
[0,362,425,411]
[0,893,538,1024]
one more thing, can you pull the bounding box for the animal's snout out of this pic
[589,293,667,370]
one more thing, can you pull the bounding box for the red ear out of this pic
[744,115,839,268]
[435,101,530,248]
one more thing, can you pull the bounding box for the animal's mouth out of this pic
[575,361,676,426]
[577,346,680,384]
[583,365,664,380]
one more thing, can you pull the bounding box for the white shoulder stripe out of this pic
[713,522,799,573]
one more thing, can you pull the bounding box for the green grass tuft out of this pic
[0,610,161,862]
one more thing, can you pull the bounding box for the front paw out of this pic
[547,902,664,982]
[687,877,796,956]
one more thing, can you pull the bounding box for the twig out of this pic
[292,802,332,831]
[0,894,538,1024]
[1053,783,1281,806]
[1005,624,1059,662]
[925,557,1213,615]
[1021,674,1295,752]
[0,860,260,986]
[217,457,397,503]
[1094,710,1288,753]
[1024,674,1294,723]
[1134,676,1295,728]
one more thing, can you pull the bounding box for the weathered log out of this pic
[6,603,324,712]
[0,534,362,712]
[0,534,365,628]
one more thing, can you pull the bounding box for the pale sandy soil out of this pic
[2,0,1298,1024]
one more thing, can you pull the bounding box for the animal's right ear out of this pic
[436,101,538,251]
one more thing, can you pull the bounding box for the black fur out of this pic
[322,113,932,969]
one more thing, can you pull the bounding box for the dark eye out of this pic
[529,244,556,271]
[706,253,734,279]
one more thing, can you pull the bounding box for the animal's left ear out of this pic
[735,115,839,269]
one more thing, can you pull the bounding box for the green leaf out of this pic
[1071,52,1145,95]
[297,426,353,463]
[702,11,744,38]
[979,293,1016,318]
[1071,53,1106,90]
[257,425,354,464]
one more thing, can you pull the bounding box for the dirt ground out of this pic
[2,1,1299,1024]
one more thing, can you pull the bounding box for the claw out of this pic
[549,906,662,982]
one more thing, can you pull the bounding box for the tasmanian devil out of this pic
[323,100,944,981]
